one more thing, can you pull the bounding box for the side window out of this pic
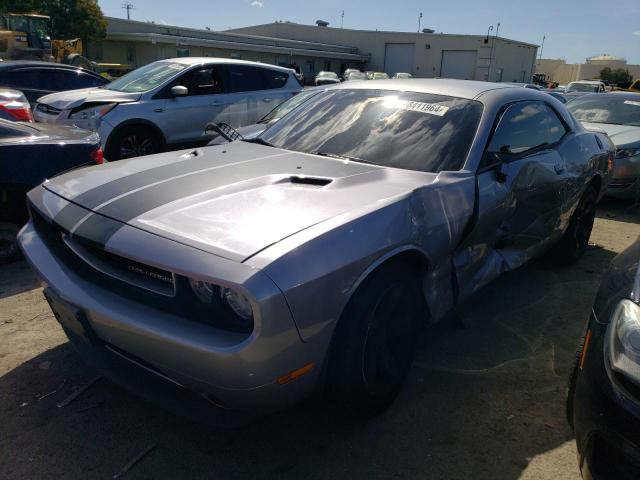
[263,69,288,89]
[227,66,268,93]
[58,70,105,89]
[3,69,45,89]
[485,101,568,160]
[174,67,226,96]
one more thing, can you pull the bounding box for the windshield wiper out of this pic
[310,151,377,165]
[242,137,274,147]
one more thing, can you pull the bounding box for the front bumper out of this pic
[606,177,640,199]
[572,314,640,479]
[18,213,325,425]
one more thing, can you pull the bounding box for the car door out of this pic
[453,100,570,299]
[156,65,232,145]
[219,64,271,128]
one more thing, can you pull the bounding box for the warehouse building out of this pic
[87,17,538,84]
[536,55,640,85]
[229,21,538,82]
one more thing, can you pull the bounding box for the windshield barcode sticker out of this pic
[624,100,640,107]
[399,100,450,116]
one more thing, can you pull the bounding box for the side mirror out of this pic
[171,85,188,97]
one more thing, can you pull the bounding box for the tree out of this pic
[0,0,107,43]
[600,67,633,84]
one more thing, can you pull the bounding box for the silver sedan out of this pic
[19,79,613,425]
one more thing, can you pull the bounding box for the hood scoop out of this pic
[285,176,332,187]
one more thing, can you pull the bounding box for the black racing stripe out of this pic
[53,200,92,233]
[69,156,214,209]
[97,159,283,222]
[71,213,125,249]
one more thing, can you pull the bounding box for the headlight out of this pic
[188,278,253,331]
[68,103,117,121]
[615,147,640,159]
[608,299,640,385]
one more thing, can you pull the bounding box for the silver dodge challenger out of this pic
[19,79,615,425]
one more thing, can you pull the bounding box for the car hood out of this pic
[581,122,640,147]
[43,142,433,262]
[36,87,141,110]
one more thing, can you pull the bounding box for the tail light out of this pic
[0,90,33,122]
[90,147,104,165]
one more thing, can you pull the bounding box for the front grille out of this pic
[62,235,176,297]
[29,206,252,332]
[36,103,62,115]
[609,177,637,189]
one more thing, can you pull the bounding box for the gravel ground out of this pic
[0,198,638,480]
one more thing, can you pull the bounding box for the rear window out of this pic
[260,89,483,173]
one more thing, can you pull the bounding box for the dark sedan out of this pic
[568,238,640,479]
[0,61,108,105]
[0,119,103,263]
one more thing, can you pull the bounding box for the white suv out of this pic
[33,58,302,160]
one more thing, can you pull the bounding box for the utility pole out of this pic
[341,10,344,29]
[417,11,423,33]
[122,1,135,20]
[486,25,494,80]
[538,35,546,64]
[490,22,500,81]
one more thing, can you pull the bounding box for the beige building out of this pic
[86,17,370,77]
[536,55,640,85]
[230,22,538,83]
[87,17,538,84]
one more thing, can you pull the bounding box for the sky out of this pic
[99,0,640,64]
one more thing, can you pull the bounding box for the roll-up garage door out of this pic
[384,43,415,76]
[440,50,478,80]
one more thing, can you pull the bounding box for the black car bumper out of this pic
[572,314,640,479]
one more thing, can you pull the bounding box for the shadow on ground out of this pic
[0,239,619,480]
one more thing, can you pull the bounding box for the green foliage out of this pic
[600,67,634,84]
[0,0,107,42]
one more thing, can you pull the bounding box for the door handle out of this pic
[153,107,164,113]
[263,98,272,103]
[554,164,565,174]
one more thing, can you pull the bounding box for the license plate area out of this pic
[43,288,100,346]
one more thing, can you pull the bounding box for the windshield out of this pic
[317,72,338,79]
[346,72,366,80]
[105,61,188,93]
[260,89,483,173]
[260,89,322,123]
[568,95,640,126]
[567,83,599,92]
[374,73,390,80]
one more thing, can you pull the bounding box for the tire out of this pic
[552,185,598,265]
[107,125,162,161]
[326,262,423,418]
[0,221,21,265]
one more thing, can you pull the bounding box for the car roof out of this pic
[155,57,294,73]
[0,61,105,78]
[330,78,522,100]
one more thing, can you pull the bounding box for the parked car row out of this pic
[314,69,411,85]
